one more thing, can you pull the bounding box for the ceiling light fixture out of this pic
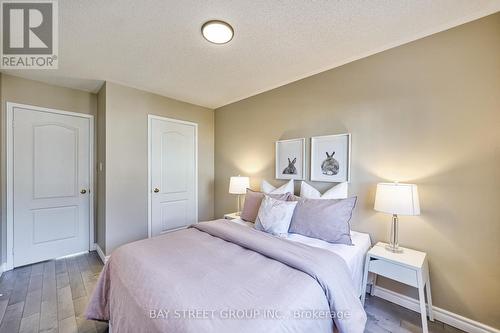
[201,20,234,44]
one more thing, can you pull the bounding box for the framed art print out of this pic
[311,133,351,182]
[275,138,306,180]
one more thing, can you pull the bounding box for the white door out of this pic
[150,117,197,236]
[13,106,91,267]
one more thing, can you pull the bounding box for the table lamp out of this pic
[374,182,420,253]
[229,176,250,215]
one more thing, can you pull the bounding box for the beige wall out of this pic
[0,75,214,259]
[214,13,500,328]
[102,82,214,254]
[96,83,107,252]
[0,74,97,263]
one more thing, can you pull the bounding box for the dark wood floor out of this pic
[0,252,465,333]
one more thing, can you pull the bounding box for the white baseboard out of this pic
[94,243,110,263]
[372,286,500,333]
[0,262,6,277]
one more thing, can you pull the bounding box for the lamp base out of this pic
[385,244,404,253]
[236,195,242,215]
[386,214,404,253]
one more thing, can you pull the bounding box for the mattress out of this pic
[232,218,371,296]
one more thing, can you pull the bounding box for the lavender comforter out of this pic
[86,220,366,332]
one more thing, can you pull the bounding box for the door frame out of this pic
[147,115,198,238]
[6,102,95,270]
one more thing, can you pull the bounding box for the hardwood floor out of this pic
[0,252,108,333]
[0,252,465,333]
[364,295,465,333]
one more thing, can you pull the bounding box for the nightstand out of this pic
[223,212,240,220]
[361,242,434,333]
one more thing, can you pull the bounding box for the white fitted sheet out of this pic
[231,218,371,296]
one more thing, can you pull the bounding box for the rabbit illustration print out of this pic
[283,158,297,175]
[311,134,351,182]
[321,152,339,175]
[275,138,305,180]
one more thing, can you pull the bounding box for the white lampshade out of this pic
[229,176,250,194]
[374,183,420,216]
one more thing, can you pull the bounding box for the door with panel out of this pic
[13,106,91,267]
[150,117,197,237]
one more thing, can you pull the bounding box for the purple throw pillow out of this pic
[240,189,291,222]
[289,197,357,245]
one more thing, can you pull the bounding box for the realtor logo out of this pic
[1,0,58,69]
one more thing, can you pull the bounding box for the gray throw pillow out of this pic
[289,197,357,245]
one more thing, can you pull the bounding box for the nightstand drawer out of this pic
[369,258,418,287]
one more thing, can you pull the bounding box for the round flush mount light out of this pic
[201,20,234,44]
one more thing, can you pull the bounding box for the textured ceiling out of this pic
[3,0,499,108]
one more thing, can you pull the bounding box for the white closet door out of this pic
[150,117,197,237]
[13,106,91,267]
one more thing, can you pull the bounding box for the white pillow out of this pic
[261,179,294,194]
[299,181,348,199]
[254,195,298,236]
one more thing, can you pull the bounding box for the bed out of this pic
[86,219,369,333]
[231,218,372,297]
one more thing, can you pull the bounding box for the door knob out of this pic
[153,188,160,193]
[80,189,87,194]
